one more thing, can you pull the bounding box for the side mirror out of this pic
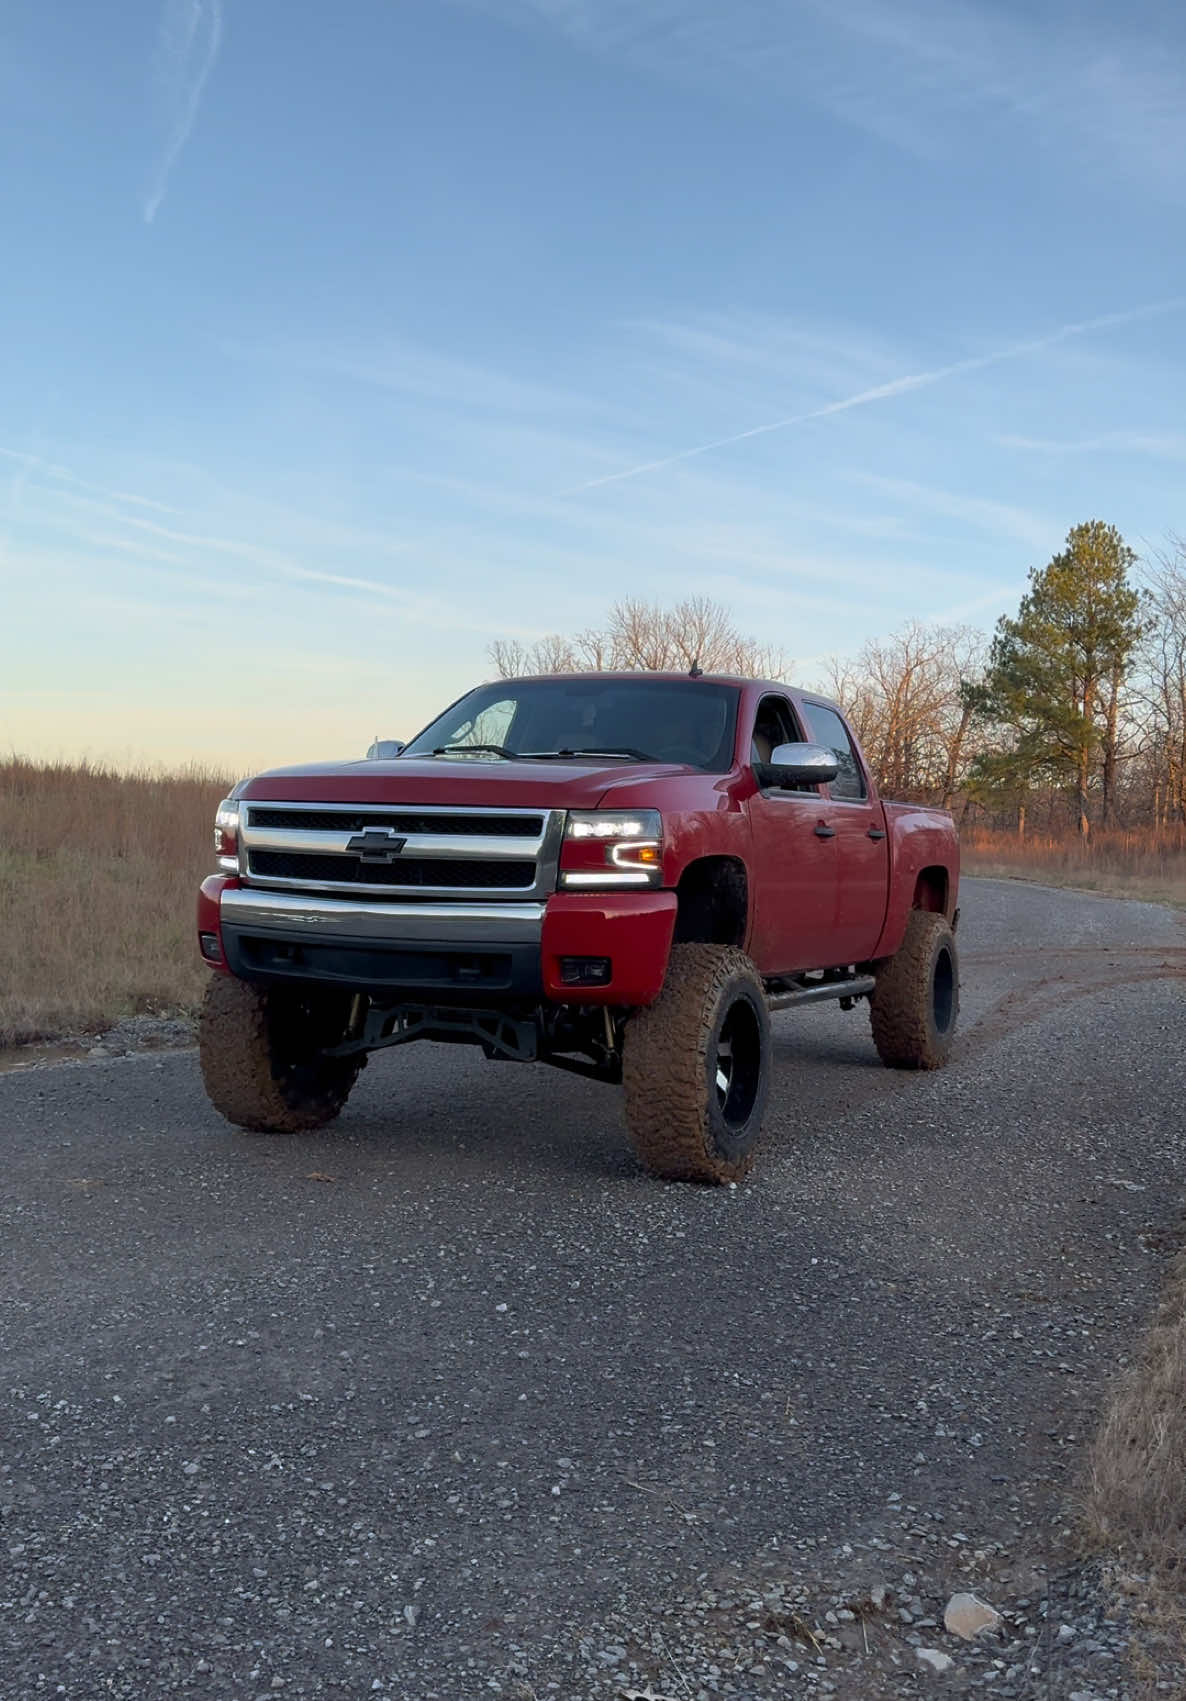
[760,741,839,789]
[366,739,405,760]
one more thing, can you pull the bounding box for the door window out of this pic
[801,703,866,800]
[751,695,799,775]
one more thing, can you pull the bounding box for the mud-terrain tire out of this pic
[870,909,959,1070]
[623,944,771,1184]
[199,975,362,1132]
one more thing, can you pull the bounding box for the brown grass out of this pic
[1084,1240,1186,1686]
[961,825,1186,909]
[0,757,231,1046]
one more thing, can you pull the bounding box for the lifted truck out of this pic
[196,673,960,1183]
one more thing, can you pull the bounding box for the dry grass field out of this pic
[1086,1241,1186,1685]
[961,824,1186,909]
[0,758,230,1047]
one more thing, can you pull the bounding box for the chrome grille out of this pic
[239,801,563,901]
[249,851,536,889]
[246,807,545,837]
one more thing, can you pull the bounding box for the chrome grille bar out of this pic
[239,801,564,902]
[245,827,543,861]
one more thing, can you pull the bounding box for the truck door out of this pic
[746,694,838,975]
[799,700,889,964]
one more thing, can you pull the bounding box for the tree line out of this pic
[490,523,1186,838]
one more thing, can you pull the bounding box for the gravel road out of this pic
[2,879,1184,1701]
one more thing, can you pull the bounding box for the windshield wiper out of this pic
[432,743,661,763]
[553,746,657,762]
[432,743,518,760]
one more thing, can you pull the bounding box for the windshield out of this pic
[403,678,740,771]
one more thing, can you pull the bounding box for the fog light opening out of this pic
[559,956,612,987]
[199,932,223,964]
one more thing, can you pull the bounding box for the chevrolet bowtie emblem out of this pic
[346,827,409,864]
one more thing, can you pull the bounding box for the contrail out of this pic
[143,0,224,224]
[560,298,1185,496]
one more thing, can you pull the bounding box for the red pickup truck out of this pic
[196,673,960,1183]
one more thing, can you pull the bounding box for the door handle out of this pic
[867,827,886,841]
[814,823,836,839]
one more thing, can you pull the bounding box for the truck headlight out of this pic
[213,800,240,873]
[560,811,663,889]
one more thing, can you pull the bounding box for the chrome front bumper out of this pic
[220,888,546,943]
[218,888,547,997]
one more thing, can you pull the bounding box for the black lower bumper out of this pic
[222,926,544,1001]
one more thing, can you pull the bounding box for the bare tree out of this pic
[488,633,578,678]
[1135,538,1186,825]
[488,598,785,680]
[488,638,529,679]
[825,621,986,804]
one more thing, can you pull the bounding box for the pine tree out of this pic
[975,521,1142,837]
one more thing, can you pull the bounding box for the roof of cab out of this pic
[496,671,843,709]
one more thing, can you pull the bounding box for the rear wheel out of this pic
[199,975,363,1132]
[869,910,959,1070]
[623,944,771,1183]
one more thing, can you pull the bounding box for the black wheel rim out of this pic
[713,997,763,1128]
[933,945,955,1034]
[269,991,352,1092]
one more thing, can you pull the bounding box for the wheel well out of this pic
[673,857,749,947]
[913,867,949,915]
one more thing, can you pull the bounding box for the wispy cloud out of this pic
[0,445,180,513]
[559,300,1185,496]
[458,0,1186,190]
[0,449,35,571]
[623,313,904,397]
[226,334,598,420]
[7,464,528,640]
[854,474,1053,553]
[143,0,223,224]
[997,430,1186,461]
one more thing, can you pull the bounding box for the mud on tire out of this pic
[199,974,362,1133]
[623,943,771,1184]
[869,909,959,1070]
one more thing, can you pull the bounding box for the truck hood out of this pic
[238,756,696,811]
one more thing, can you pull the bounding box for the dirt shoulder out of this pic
[0,1011,197,1074]
[960,858,1186,913]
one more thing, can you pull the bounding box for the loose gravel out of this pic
[1,879,1183,1699]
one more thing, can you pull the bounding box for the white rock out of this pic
[916,1647,955,1674]
[944,1592,1002,1640]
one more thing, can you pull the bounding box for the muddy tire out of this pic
[870,910,959,1070]
[623,944,771,1184]
[199,974,362,1132]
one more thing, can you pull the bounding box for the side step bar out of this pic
[766,972,877,1012]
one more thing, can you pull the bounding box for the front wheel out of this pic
[869,910,959,1070]
[199,975,363,1132]
[623,944,771,1184]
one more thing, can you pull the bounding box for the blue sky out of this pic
[2,0,1184,771]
